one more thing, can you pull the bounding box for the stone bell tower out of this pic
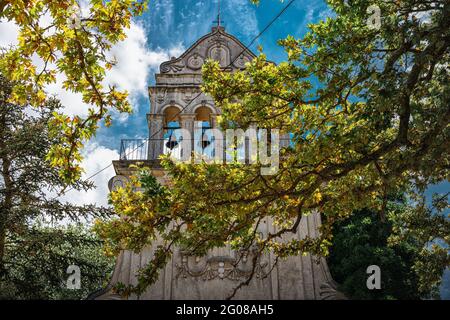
[92,25,341,300]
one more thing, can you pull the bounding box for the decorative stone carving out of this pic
[208,44,230,67]
[108,175,129,191]
[208,31,228,46]
[233,54,251,69]
[183,92,193,103]
[160,61,185,73]
[156,89,167,104]
[156,27,256,75]
[187,53,204,70]
[176,251,268,281]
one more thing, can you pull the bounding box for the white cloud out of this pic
[168,43,185,59]
[105,22,173,103]
[0,19,19,47]
[153,0,175,35]
[0,17,181,118]
[60,143,119,207]
[46,73,92,117]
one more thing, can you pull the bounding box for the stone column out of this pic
[210,114,218,128]
[179,114,196,159]
[180,114,196,133]
[147,114,164,160]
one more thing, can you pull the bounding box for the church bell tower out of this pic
[96,25,342,300]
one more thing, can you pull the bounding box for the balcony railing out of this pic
[119,137,292,162]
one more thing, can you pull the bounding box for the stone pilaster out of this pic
[179,114,196,133]
[147,114,165,160]
[210,114,218,128]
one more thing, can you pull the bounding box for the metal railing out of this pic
[119,139,150,161]
[119,137,292,161]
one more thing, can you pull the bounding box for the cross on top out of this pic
[212,0,224,27]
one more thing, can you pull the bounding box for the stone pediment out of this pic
[160,26,256,74]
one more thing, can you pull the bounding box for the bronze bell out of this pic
[165,133,178,150]
[200,132,211,149]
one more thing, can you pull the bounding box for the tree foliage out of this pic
[0,75,113,299]
[1,223,114,300]
[94,0,449,297]
[0,0,147,182]
[328,194,449,300]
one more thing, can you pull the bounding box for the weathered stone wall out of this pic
[98,209,337,300]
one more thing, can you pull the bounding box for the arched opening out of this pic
[195,106,214,151]
[163,106,181,127]
[195,106,213,123]
[163,106,181,151]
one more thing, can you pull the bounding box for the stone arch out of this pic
[192,103,217,115]
[159,103,183,115]
[193,104,218,128]
[195,106,212,123]
[161,105,182,127]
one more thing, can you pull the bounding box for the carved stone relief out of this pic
[208,44,230,67]
[156,89,167,104]
[182,89,194,103]
[108,175,129,191]
[158,28,254,75]
[233,54,251,69]
[186,53,204,70]
[161,60,185,73]
[207,32,229,46]
[175,250,268,281]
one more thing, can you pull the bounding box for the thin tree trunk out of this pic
[0,155,11,270]
[0,112,11,270]
[0,219,5,270]
[0,165,10,267]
